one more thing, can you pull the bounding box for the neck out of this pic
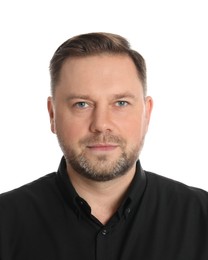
[66,164,136,225]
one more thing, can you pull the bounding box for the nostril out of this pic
[89,122,111,134]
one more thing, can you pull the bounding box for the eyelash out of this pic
[73,100,129,110]
[115,101,129,107]
[74,102,89,108]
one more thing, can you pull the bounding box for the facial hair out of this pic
[57,133,144,182]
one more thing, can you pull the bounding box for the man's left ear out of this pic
[144,96,153,129]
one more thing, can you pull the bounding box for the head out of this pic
[48,32,153,182]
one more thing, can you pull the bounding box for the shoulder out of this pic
[144,170,208,213]
[145,170,208,199]
[0,172,58,210]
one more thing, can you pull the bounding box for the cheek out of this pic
[121,116,145,138]
[55,115,88,144]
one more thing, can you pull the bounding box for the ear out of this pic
[47,97,56,134]
[144,96,153,132]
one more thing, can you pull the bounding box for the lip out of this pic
[86,143,118,152]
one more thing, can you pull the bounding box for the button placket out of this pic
[96,227,111,260]
[101,229,107,235]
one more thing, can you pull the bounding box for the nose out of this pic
[89,105,113,134]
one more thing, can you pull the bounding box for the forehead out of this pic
[57,54,143,96]
[61,54,139,78]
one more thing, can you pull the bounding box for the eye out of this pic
[74,101,89,109]
[115,101,129,107]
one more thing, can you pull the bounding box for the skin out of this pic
[47,54,153,224]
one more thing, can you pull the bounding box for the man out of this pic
[0,33,208,260]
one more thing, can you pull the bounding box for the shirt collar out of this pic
[56,156,147,218]
[116,160,147,218]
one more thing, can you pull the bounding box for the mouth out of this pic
[86,143,119,152]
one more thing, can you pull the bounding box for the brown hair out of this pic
[49,32,147,96]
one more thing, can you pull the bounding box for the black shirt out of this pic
[0,157,208,260]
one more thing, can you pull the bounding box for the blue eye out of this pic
[116,101,128,107]
[75,102,89,108]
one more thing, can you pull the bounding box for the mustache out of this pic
[79,134,125,146]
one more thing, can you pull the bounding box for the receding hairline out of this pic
[53,53,146,95]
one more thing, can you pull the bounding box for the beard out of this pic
[57,133,144,182]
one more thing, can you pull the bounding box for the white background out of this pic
[0,0,208,193]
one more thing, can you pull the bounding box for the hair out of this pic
[49,32,147,96]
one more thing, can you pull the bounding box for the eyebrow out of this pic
[66,92,137,101]
[66,95,91,101]
[112,93,137,100]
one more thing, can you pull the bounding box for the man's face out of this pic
[48,54,153,181]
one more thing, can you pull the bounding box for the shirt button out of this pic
[124,208,131,218]
[102,229,107,235]
[126,208,131,214]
